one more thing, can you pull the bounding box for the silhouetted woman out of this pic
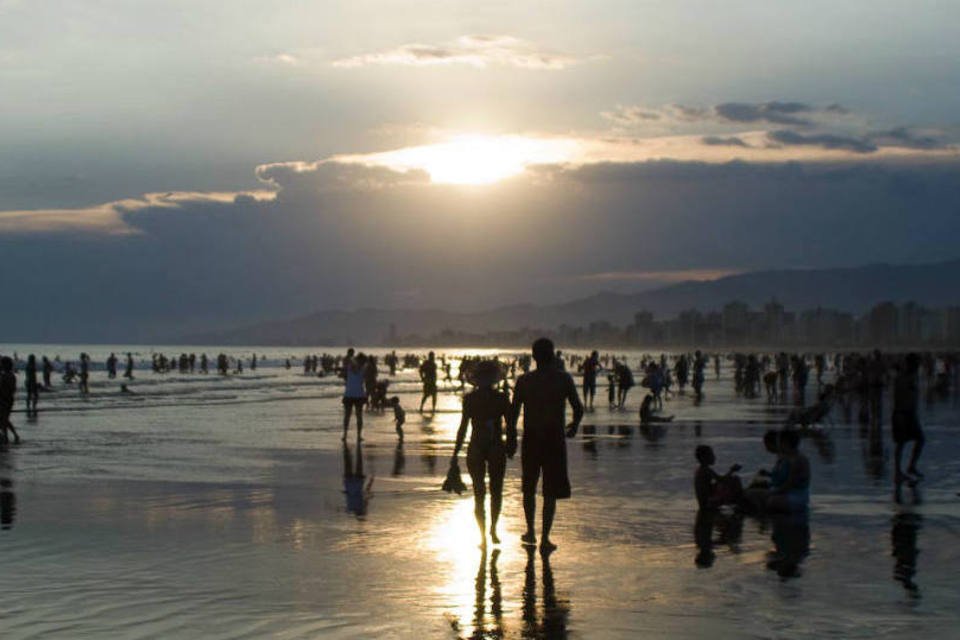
[451,360,513,546]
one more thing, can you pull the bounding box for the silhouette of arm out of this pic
[507,379,522,457]
[453,412,470,459]
[565,374,584,437]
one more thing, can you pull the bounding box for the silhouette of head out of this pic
[763,429,780,454]
[472,360,501,388]
[695,445,715,465]
[779,429,800,453]
[532,338,555,366]
[390,396,399,405]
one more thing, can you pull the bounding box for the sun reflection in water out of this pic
[427,499,521,638]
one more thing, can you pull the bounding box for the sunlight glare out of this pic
[346,134,581,185]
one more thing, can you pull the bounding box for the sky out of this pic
[1,0,959,341]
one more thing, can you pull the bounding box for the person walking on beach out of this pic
[452,360,515,546]
[892,353,924,486]
[419,351,439,413]
[124,352,134,379]
[342,350,367,441]
[0,357,22,445]
[25,355,39,415]
[106,353,118,379]
[579,351,601,410]
[512,338,583,553]
[78,353,90,395]
[42,356,53,389]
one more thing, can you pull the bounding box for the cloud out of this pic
[701,135,750,147]
[767,129,877,153]
[254,52,300,66]
[2,157,960,342]
[255,160,430,193]
[332,35,581,70]
[600,105,662,126]
[604,101,851,129]
[713,101,821,126]
[0,190,274,235]
[869,127,948,150]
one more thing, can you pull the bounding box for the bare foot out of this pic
[490,529,500,545]
[539,539,557,554]
[521,532,536,547]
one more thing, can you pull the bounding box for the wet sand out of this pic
[1,348,959,638]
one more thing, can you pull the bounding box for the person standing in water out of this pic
[106,353,118,379]
[42,356,54,389]
[78,353,90,395]
[892,353,925,486]
[341,350,367,442]
[25,355,39,415]
[452,360,515,546]
[511,339,583,554]
[419,351,439,413]
[0,357,21,445]
[124,353,135,379]
[579,350,601,410]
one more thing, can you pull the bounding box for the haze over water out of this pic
[1,345,958,638]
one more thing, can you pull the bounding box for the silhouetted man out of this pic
[511,338,583,553]
[419,351,438,413]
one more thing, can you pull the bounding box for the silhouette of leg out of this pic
[540,497,557,553]
[489,459,505,544]
[342,404,352,440]
[522,492,536,545]
[907,433,925,477]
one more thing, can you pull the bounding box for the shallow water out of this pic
[1,346,959,638]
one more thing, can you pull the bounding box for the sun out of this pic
[341,133,581,185]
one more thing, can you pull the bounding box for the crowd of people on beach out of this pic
[1,343,955,560]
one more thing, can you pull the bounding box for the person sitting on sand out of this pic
[694,445,743,509]
[766,430,810,513]
[451,360,514,546]
[640,393,674,424]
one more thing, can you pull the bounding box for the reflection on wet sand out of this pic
[891,512,922,599]
[343,443,372,519]
[393,443,406,477]
[523,547,570,639]
[1,478,15,530]
[457,548,503,639]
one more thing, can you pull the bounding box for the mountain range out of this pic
[183,258,960,346]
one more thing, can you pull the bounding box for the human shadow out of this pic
[392,443,405,477]
[342,442,372,519]
[0,477,15,530]
[460,548,503,639]
[891,511,922,599]
[522,546,570,639]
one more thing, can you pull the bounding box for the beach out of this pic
[0,346,958,639]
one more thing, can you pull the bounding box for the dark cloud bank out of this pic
[2,158,960,342]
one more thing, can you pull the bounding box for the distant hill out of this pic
[183,259,960,345]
